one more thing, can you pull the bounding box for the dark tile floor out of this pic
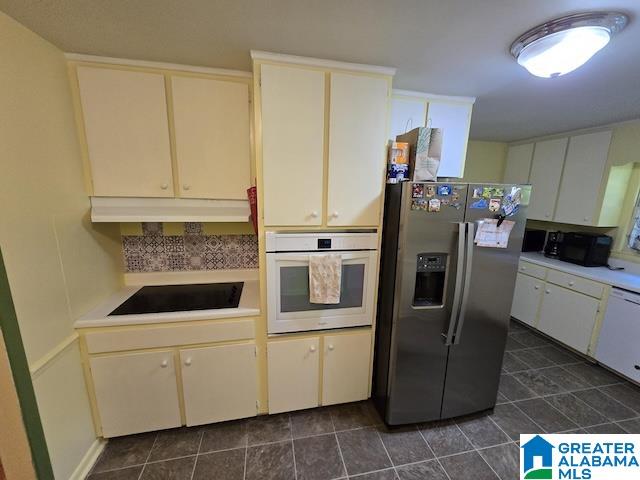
[87,320,640,480]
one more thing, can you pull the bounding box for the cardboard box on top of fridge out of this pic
[387,141,410,183]
[396,127,443,182]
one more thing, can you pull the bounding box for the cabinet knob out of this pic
[544,213,550,218]
[161,360,168,368]
[634,365,640,370]
[161,183,169,190]
[310,211,318,218]
[183,184,191,191]
[328,344,335,351]
[184,358,192,366]
[545,289,551,294]
[583,217,589,222]
[309,345,316,352]
[534,285,540,290]
[521,266,526,271]
[569,281,575,286]
[331,211,339,219]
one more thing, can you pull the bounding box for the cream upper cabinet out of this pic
[76,66,174,197]
[503,143,534,184]
[425,99,473,178]
[537,284,599,354]
[553,131,612,226]
[90,350,181,438]
[327,73,389,226]
[389,94,427,140]
[322,331,371,406]
[510,273,543,328]
[260,64,325,226]
[267,337,320,414]
[171,75,251,200]
[390,91,474,178]
[180,343,257,426]
[527,138,568,221]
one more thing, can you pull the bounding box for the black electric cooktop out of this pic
[109,282,244,316]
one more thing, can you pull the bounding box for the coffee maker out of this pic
[544,231,564,259]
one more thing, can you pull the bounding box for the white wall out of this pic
[0,11,122,478]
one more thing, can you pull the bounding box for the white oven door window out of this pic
[267,252,377,334]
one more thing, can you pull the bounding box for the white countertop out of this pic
[75,269,260,328]
[520,252,640,294]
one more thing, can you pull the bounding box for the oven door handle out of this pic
[269,252,373,262]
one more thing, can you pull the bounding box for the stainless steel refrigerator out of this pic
[373,182,530,425]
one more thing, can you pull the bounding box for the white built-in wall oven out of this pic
[266,232,379,334]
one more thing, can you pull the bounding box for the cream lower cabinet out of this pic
[510,273,543,328]
[267,337,320,414]
[322,331,371,406]
[267,330,372,413]
[180,343,257,426]
[90,350,182,438]
[537,285,600,355]
[511,261,606,356]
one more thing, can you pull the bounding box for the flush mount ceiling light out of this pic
[510,11,628,78]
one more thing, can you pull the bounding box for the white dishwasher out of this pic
[595,287,640,382]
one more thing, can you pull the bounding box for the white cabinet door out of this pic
[90,350,181,437]
[510,273,543,327]
[537,285,599,354]
[322,331,371,406]
[76,67,174,197]
[553,131,612,226]
[389,95,427,140]
[267,337,319,413]
[426,100,473,178]
[180,343,257,426]
[503,143,534,184]
[327,73,388,226]
[527,138,568,221]
[171,76,251,200]
[261,64,325,226]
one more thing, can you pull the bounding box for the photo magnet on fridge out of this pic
[425,185,436,197]
[437,185,452,196]
[428,198,441,212]
[412,183,424,198]
[489,198,501,212]
[470,198,488,209]
[472,187,483,198]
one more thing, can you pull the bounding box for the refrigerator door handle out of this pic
[443,222,466,346]
[453,221,475,345]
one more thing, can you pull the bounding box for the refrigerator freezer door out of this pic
[440,184,530,419]
[384,182,468,424]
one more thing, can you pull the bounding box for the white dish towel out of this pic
[308,254,342,304]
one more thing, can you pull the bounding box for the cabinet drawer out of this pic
[517,261,547,280]
[546,270,604,299]
[85,319,255,354]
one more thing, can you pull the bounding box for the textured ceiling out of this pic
[1,0,639,141]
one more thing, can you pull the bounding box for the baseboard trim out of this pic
[69,437,105,480]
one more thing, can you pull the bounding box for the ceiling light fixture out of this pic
[510,11,628,78]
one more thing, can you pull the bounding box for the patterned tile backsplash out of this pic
[122,222,258,273]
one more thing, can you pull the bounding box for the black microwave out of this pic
[559,233,612,267]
